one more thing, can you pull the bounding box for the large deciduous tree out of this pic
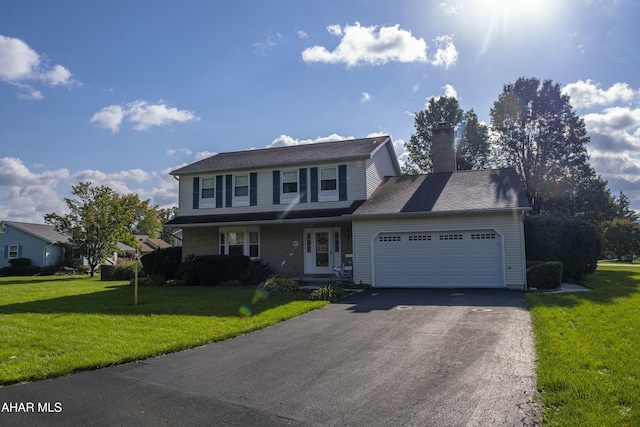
[404,96,463,173]
[456,109,490,170]
[490,76,614,221]
[45,182,141,277]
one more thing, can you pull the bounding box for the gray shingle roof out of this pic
[5,221,70,244]
[170,136,392,175]
[352,168,531,216]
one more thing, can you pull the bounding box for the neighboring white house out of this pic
[0,221,69,269]
[166,127,531,289]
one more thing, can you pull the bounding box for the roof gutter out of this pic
[346,206,532,220]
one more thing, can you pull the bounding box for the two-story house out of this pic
[166,127,531,289]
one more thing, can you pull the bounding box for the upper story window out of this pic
[200,177,216,208]
[319,167,339,202]
[281,170,299,202]
[233,175,249,206]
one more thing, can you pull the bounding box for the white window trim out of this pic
[200,176,216,208]
[281,170,299,203]
[233,174,250,207]
[219,226,260,259]
[318,166,339,202]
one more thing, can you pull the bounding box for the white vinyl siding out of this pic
[178,159,371,217]
[352,211,527,288]
[365,143,399,198]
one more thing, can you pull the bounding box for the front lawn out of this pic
[526,266,640,426]
[0,276,328,385]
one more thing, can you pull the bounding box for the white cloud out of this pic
[126,100,199,131]
[91,101,199,133]
[253,31,283,55]
[167,148,193,157]
[297,30,309,39]
[361,92,371,103]
[0,35,77,99]
[440,3,463,15]
[443,83,458,98]
[195,151,217,161]
[266,134,353,148]
[562,79,637,109]
[431,35,458,68]
[90,105,125,133]
[302,22,428,67]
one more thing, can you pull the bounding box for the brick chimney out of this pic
[432,122,456,173]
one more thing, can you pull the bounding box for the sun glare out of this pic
[455,0,561,54]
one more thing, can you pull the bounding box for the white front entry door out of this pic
[304,228,341,275]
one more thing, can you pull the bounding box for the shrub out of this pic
[527,261,563,290]
[265,277,299,292]
[176,254,198,285]
[239,259,276,286]
[7,258,41,276]
[310,283,347,302]
[141,247,183,280]
[525,214,601,280]
[112,260,143,280]
[193,255,250,286]
[132,274,166,286]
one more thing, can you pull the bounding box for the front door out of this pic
[304,228,341,275]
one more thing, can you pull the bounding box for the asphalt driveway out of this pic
[0,288,539,426]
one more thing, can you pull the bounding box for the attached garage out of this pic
[373,230,504,288]
[349,169,531,289]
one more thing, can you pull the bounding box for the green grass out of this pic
[526,266,640,426]
[0,276,328,385]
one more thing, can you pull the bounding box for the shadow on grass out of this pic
[526,269,640,308]
[0,284,297,317]
[0,276,91,286]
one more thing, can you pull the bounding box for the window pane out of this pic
[228,232,244,245]
[321,168,336,180]
[283,182,298,193]
[229,245,244,256]
[201,178,215,199]
[321,179,337,191]
[235,186,248,197]
[235,175,248,186]
[9,245,18,258]
[249,245,259,258]
[250,232,259,244]
[282,171,297,182]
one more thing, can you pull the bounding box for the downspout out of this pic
[520,210,528,290]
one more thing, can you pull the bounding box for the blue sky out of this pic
[1,0,639,223]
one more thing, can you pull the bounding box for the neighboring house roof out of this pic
[4,221,70,244]
[170,136,397,175]
[166,202,365,227]
[352,168,531,216]
[145,238,171,250]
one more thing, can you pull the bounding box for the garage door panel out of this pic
[374,230,504,288]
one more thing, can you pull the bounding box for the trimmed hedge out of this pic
[2,258,41,276]
[193,255,250,286]
[525,214,601,280]
[141,246,182,280]
[527,261,563,290]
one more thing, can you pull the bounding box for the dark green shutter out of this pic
[339,165,347,201]
[273,170,280,205]
[225,174,232,207]
[299,168,307,203]
[216,175,223,208]
[192,177,200,209]
[310,167,318,203]
[250,173,258,206]
[3,246,7,259]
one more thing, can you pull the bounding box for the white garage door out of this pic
[374,230,504,288]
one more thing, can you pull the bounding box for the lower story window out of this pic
[219,227,260,258]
